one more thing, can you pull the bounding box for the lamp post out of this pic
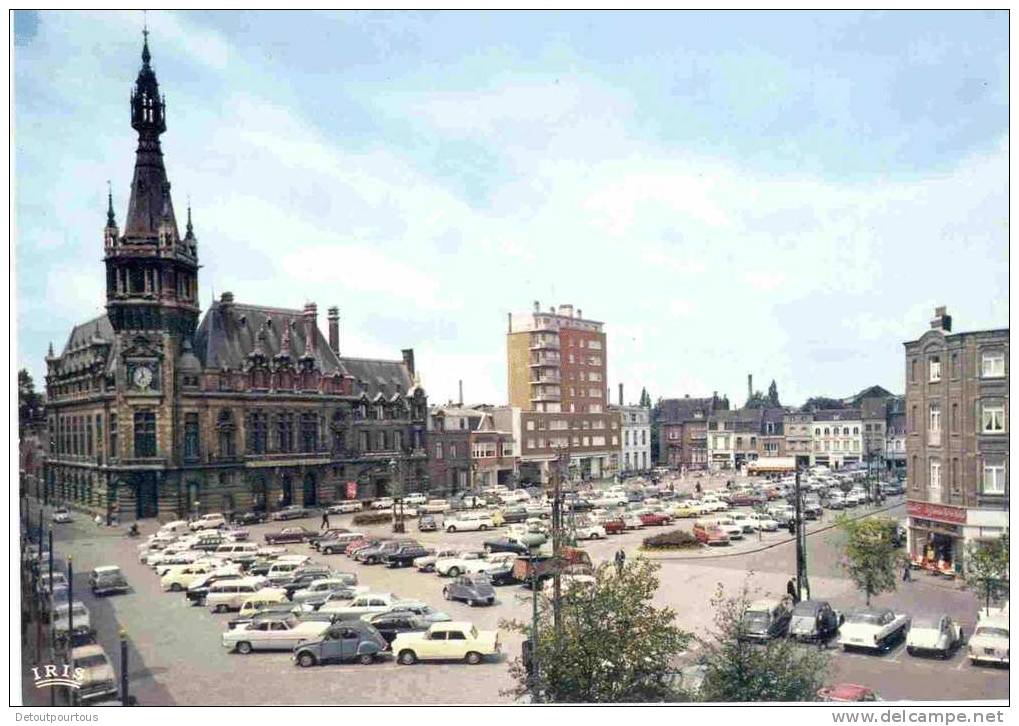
[119,627,130,706]
[520,533,547,703]
[389,458,405,534]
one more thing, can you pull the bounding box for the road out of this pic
[20,493,1008,705]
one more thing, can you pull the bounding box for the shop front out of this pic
[906,501,967,575]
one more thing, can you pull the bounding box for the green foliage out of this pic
[767,380,781,407]
[694,584,830,702]
[18,368,44,433]
[501,558,691,703]
[642,529,701,550]
[965,532,1010,611]
[744,390,766,409]
[837,515,903,605]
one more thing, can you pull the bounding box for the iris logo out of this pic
[31,664,84,689]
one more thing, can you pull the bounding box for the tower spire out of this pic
[106,180,116,227]
[185,195,195,240]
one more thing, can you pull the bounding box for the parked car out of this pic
[384,544,432,568]
[479,553,519,585]
[366,612,431,647]
[319,592,405,618]
[186,572,242,606]
[393,621,500,665]
[271,505,311,521]
[482,536,532,555]
[206,577,270,612]
[838,607,910,652]
[302,587,371,611]
[264,526,316,544]
[788,599,842,643]
[89,566,129,596]
[72,644,119,702]
[746,512,779,532]
[968,615,1009,667]
[51,601,92,641]
[404,493,428,507]
[417,515,438,532]
[414,548,461,573]
[639,512,671,527]
[190,513,227,531]
[574,523,607,540]
[318,532,365,555]
[435,551,488,577]
[309,528,350,549]
[161,563,221,592]
[729,492,766,507]
[906,614,963,659]
[818,684,881,702]
[327,501,362,515]
[739,597,793,642]
[602,518,626,535]
[222,613,330,654]
[230,511,266,526]
[511,547,592,585]
[288,575,356,603]
[669,501,703,519]
[692,522,729,546]
[236,589,290,619]
[443,575,496,607]
[356,539,420,565]
[500,507,529,524]
[383,601,452,624]
[292,620,388,666]
[420,499,452,514]
[52,506,72,524]
[444,512,495,533]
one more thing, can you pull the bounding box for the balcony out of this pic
[529,355,561,367]
[927,429,941,447]
[531,391,561,403]
[530,373,561,384]
[530,338,560,351]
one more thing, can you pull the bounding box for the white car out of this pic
[444,513,494,533]
[52,507,72,523]
[52,600,91,637]
[403,493,428,507]
[969,615,1009,666]
[435,551,487,577]
[420,499,452,514]
[327,501,362,514]
[698,497,729,512]
[415,548,462,572]
[727,512,756,533]
[574,523,607,540]
[319,592,405,618]
[222,614,329,654]
[190,513,227,531]
[746,513,779,532]
[906,614,963,659]
[706,517,744,540]
[371,498,395,510]
[838,607,910,652]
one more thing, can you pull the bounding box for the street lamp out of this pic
[389,458,405,534]
[520,532,547,703]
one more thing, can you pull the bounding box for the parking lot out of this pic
[22,486,1009,705]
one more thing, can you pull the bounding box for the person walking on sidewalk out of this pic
[902,562,912,582]
[321,511,330,530]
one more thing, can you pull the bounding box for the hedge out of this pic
[352,512,394,525]
[641,529,701,551]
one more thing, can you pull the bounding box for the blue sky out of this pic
[14,10,1008,407]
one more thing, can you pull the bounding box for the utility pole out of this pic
[48,528,54,707]
[551,448,563,637]
[67,557,75,706]
[120,628,130,706]
[794,468,809,601]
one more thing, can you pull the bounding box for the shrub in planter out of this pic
[352,512,393,526]
[642,529,701,551]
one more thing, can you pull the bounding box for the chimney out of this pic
[458,380,464,406]
[402,348,415,376]
[303,303,318,354]
[533,300,540,312]
[220,291,234,307]
[747,374,753,402]
[327,307,340,355]
[577,309,582,319]
[930,306,952,333]
[618,383,624,406]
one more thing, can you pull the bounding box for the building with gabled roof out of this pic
[42,36,427,521]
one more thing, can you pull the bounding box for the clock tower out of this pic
[104,31,200,339]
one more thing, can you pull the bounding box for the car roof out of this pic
[72,644,107,658]
[93,566,121,574]
[431,621,473,631]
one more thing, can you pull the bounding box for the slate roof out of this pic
[844,385,895,406]
[859,397,888,421]
[658,395,728,423]
[813,408,862,422]
[194,300,346,375]
[341,356,415,400]
[52,315,118,377]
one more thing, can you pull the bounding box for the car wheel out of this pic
[398,649,417,665]
[214,604,225,613]
[358,653,375,666]
[297,651,316,668]
[465,651,482,665]
[236,641,253,655]
[324,547,334,555]
[170,583,182,592]
[448,567,460,578]
[468,599,476,607]
[447,526,456,533]
[479,525,488,531]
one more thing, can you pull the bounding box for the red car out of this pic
[603,518,625,535]
[345,536,386,557]
[263,526,315,544]
[818,684,880,702]
[692,522,729,546]
[639,512,671,527]
[729,493,766,507]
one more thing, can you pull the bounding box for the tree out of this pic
[837,515,903,605]
[693,583,830,702]
[767,380,781,407]
[800,397,844,412]
[18,368,44,435]
[501,558,691,703]
[965,533,1009,613]
[650,398,662,464]
[744,390,766,409]
[639,387,651,408]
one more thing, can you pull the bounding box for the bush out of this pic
[352,512,392,525]
[642,529,701,551]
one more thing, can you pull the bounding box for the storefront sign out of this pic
[346,481,358,500]
[910,518,961,537]
[906,500,966,525]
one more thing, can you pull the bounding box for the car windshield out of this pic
[911,616,942,630]
[742,612,771,630]
[76,654,108,669]
[975,626,1009,639]
[789,615,815,630]
[845,611,885,625]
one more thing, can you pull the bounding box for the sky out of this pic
[13,10,1009,408]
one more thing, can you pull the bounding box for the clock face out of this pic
[133,365,154,389]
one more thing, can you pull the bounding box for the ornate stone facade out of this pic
[43,37,427,521]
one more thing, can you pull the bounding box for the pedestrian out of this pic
[902,562,911,582]
[321,511,330,530]
[695,482,702,495]
[615,548,626,575]
[787,518,796,536]
[786,577,799,603]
